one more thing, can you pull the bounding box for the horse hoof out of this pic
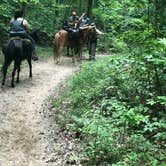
[1,84,4,89]
[32,56,38,61]
[11,84,15,88]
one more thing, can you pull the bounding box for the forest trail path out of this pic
[0,57,78,166]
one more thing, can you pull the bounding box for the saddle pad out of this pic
[13,39,22,48]
[68,29,81,41]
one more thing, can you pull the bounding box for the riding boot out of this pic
[32,50,38,61]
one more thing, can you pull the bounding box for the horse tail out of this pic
[53,32,60,56]
[53,30,66,63]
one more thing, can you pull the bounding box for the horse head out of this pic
[29,29,39,43]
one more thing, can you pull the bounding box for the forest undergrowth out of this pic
[52,50,166,165]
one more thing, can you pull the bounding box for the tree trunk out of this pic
[87,0,93,18]
[21,2,26,16]
[79,0,82,14]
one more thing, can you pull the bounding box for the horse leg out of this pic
[54,50,59,64]
[57,46,63,64]
[89,42,96,60]
[88,42,92,60]
[67,46,70,56]
[53,45,60,64]
[2,61,11,86]
[11,61,17,87]
[76,47,80,61]
[73,46,80,62]
[54,55,59,64]
[57,50,60,64]
[53,53,57,64]
[16,62,21,83]
[71,47,75,63]
[27,57,32,78]
[53,45,57,63]
[78,46,82,61]
[91,43,96,60]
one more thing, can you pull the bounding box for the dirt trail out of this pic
[0,57,78,166]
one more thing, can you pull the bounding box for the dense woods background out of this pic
[0,0,166,165]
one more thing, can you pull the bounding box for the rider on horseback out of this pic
[67,11,79,29]
[10,10,38,60]
[63,11,81,40]
[79,13,91,27]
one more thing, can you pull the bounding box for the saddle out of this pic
[10,37,31,43]
[9,37,32,48]
[64,27,82,41]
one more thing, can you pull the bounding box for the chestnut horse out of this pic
[53,26,96,64]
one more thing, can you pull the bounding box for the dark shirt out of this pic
[10,18,26,34]
[68,15,79,27]
[9,18,35,50]
[80,17,90,27]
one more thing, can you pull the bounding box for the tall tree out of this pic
[87,0,93,18]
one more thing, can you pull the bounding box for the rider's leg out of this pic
[21,33,38,61]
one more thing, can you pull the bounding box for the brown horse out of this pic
[53,26,96,64]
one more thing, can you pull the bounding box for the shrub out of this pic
[52,53,166,165]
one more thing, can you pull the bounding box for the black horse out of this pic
[1,29,39,87]
[1,38,33,87]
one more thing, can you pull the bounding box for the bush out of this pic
[52,54,166,165]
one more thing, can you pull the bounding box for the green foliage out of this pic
[0,0,68,45]
[52,53,165,164]
[51,3,166,159]
[0,0,166,52]
[19,0,39,2]
[0,0,93,46]
[1,0,165,164]
[35,45,53,59]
